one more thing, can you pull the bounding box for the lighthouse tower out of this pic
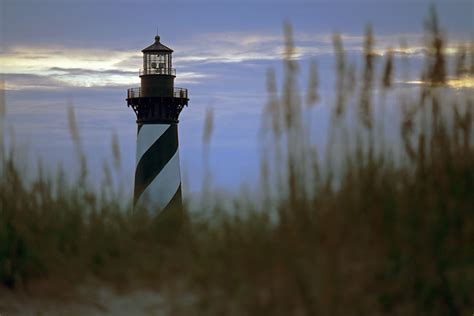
[126,35,188,216]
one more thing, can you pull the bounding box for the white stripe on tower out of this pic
[135,124,169,165]
[134,123,182,214]
[136,150,181,211]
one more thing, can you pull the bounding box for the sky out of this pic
[0,0,473,201]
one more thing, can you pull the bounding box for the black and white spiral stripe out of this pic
[134,123,182,214]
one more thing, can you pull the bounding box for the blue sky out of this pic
[1,0,473,199]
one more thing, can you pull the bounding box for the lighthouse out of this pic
[126,35,188,217]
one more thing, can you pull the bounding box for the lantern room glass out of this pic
[143,52,172,75]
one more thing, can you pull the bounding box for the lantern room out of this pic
[141,35,175,76]
[140,35,175,97]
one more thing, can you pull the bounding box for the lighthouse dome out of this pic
[142,35,174,53]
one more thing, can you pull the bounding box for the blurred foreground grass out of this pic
[0,9,473,315]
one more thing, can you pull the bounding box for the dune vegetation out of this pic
[0,8,473,315]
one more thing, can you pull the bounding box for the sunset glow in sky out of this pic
[1,0,472,198]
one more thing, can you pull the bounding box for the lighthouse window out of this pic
[146,54,170,68]
[143,52,172,75]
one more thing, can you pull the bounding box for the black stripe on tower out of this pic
[134,124,179,206]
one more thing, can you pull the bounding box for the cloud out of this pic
[3,69,207,90]
[0,47,139,73]
[48,67,138,88]
[1,31,468,90]
[400,74,474,90]
[3,73,65,90]
[172,31,465,65]
[0,47,208,90]
[48,67,137,76]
